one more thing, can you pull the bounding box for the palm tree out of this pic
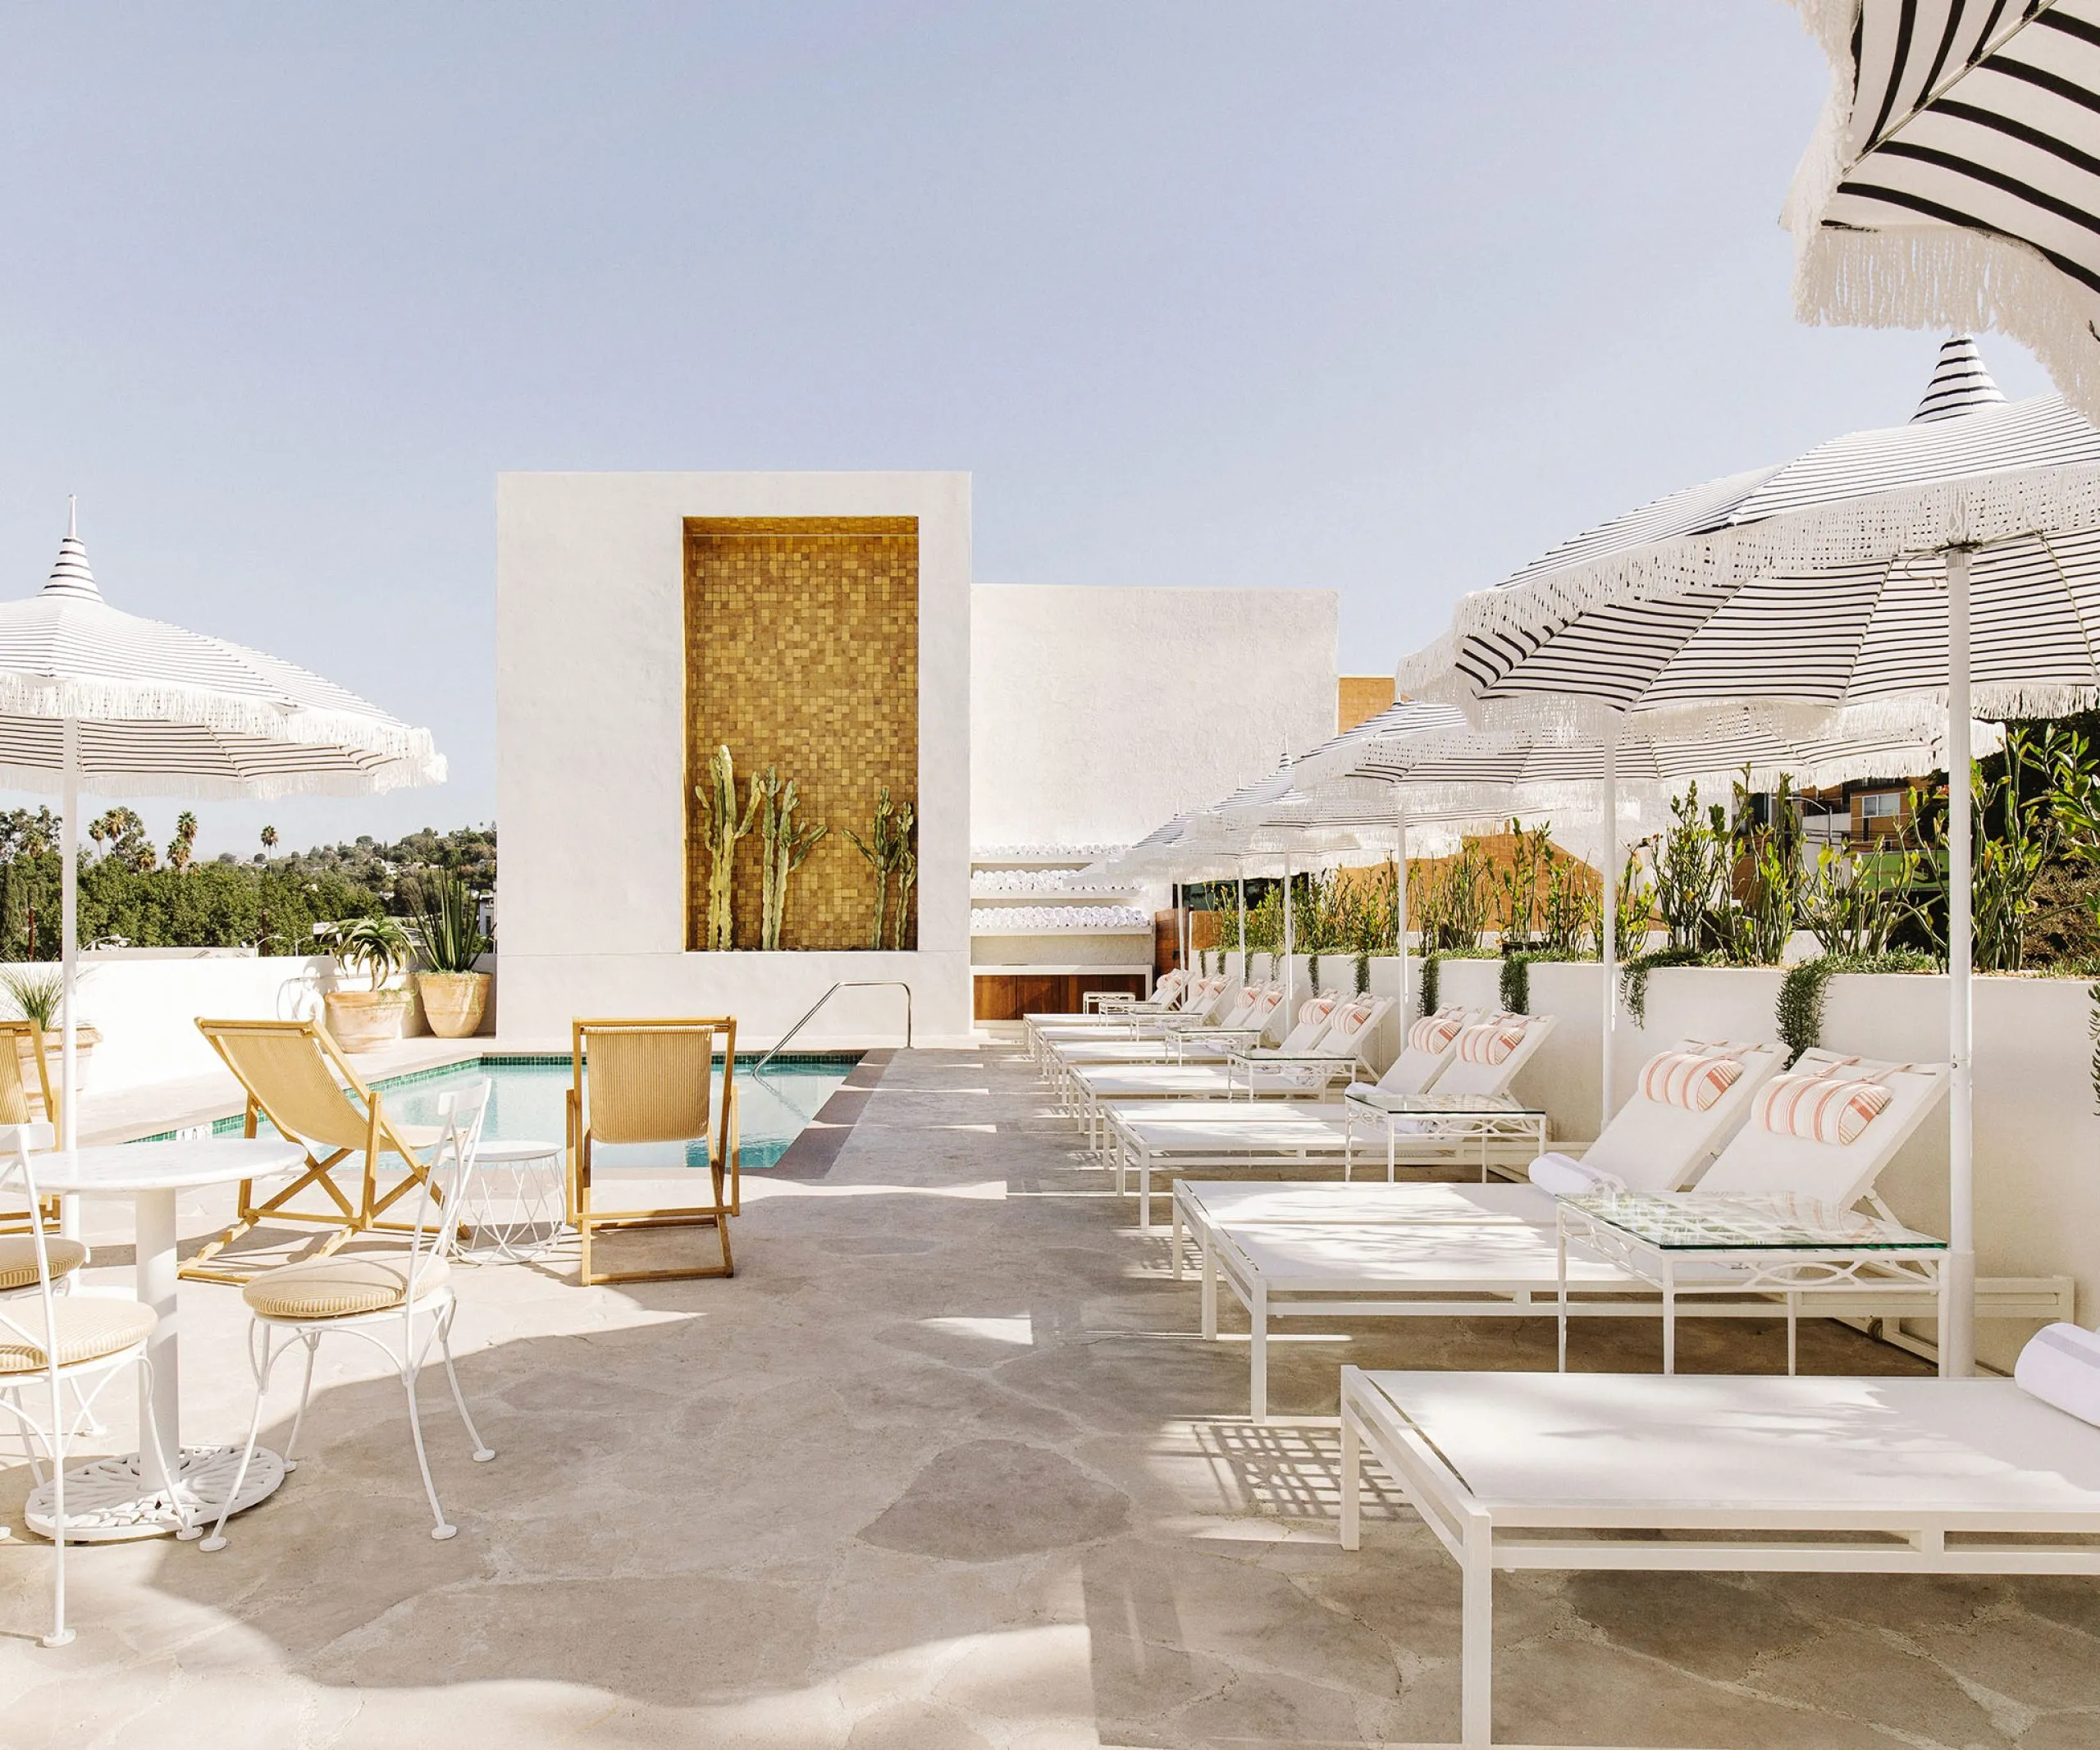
[260,825,277,854]
[168,811,197,873]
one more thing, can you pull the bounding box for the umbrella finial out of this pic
[1911,335,2008,423]
[43,505,102,603]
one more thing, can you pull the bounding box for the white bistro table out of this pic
[25,1136,308,1541]
[1556,1190,1950,1377]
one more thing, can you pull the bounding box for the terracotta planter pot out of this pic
[322,989,414,1053]
[417,971,490,1039]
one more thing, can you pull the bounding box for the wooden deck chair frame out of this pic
[567,1017,741,1287]
[0,1021,61,1237]
[184,1018,437,1284]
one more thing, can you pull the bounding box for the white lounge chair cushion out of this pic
[1454,1019,1526,1066]
[1528,1152,1625,1196]
[1755,1073,1892,1145]
[1407,1011,1465,1054]
[1639,1051,1743,1112]
[244,1254,450,1320]
[2016,1323,2100,1428]
[0,1296,155,1373]
[0,1235,88,1291]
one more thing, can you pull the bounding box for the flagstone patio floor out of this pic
[2,1040,2093,1748]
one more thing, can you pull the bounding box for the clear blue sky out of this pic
[0,3,2054,857]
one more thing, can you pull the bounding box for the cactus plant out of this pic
[847,788,917,949]
[695,745,758,950]
[753,768,827,951]
[888,801,917,950]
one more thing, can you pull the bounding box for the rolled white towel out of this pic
[2015,1323,2100,1428]
[1527,1153,1627,1197]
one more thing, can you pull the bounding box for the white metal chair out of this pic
[0,1119,162,1646]
[203,1080,495,1549]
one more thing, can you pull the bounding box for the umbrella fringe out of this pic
[1793,225,2100,430]
[0,677,443,770]
[0,761,439,802]
[1411,459,2100,660]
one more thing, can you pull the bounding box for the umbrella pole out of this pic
[1395,796,1411,1016]
[1946,546,1975,1378]
[1600,721,1620,1135]
[1236,873,1246,980]
[59,717,78,1233]
[1282,857,1294,1012]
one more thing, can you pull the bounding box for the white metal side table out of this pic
[1341,1087,1549,1182]
[458,1139,568,1263]
[1557,1190,1949,1377]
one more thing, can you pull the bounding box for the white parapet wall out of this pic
[18,953,339,1093]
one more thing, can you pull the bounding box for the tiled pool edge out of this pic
[129,1049,867,1145]
[765,1049,893,1180]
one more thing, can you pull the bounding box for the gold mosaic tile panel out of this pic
[684,517,920,952]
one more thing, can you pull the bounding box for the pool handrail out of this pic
[755,981,912,1074]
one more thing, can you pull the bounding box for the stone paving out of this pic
[1,1041,2096,1748]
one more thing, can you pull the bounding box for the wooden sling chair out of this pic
[184,1017,441,1284]
[567,1017,740,1286]
[0,1021,82,1283]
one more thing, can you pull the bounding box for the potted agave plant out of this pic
[316,916,417,1051]
[412,875,491,1038]
[0,967,98,1115]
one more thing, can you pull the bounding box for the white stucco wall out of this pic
[495,472,973,1045]
[969,584,1338,851]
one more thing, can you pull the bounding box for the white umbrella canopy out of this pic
[0,523,443,799]
[1784,1,2100,425]
[1397,340,2097,1377]
[7,512,446,1153]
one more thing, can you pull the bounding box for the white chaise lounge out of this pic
[1340,1363,2100,1748]
[1189,1053,2071,1418]
[1104,1012,1559,1227]
[1171,1037,1790,1278]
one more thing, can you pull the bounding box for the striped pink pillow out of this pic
[1407,1012,1464,1055]
[1455,1019,1526,1066]
[1755,1074,1892,1145]
[1639,1051,1744,1112]
[1331,998,1377,1038]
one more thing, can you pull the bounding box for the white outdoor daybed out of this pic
[1339,1365,2100,1748]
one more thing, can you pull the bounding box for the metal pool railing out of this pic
[753,980,912,1075]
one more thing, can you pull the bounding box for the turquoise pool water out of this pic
[189,1053,858,1170]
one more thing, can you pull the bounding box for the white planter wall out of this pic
[22,955,339,1092]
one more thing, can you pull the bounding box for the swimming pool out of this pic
[185,1053,859,1170]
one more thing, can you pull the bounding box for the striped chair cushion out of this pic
[1406,1012,1465,1055]
[0,1296,156,1373]
[1330,999,1377,1039]
[1455,1019,1527,1066]
[1754,1074,1892,1146]
[1638,1051,1744,1112]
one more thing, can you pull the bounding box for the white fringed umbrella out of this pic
[1785,1,2100,424]
[6,509,445,1152]
[1217,696,1988,1122]
[1399,340,2099,1375]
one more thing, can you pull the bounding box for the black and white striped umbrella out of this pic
[1398,338,2100,735]
[1786,1,2100,423]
